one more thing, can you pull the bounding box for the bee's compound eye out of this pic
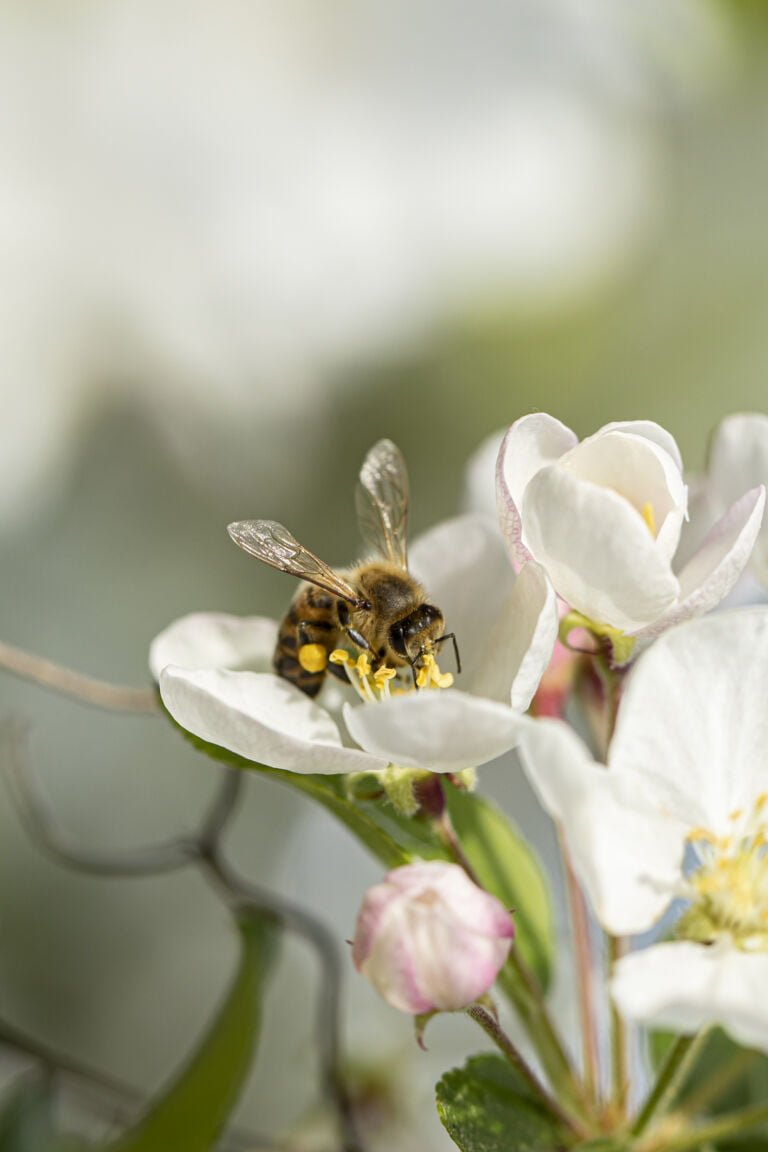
[389,623,408,658]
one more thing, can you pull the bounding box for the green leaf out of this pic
[105,911,276,1152]
[650,1029,768,1118]
[0,1075,86,1152]
[436,1054,567,1152]
[444,784,555,991]
[172,711,458,868]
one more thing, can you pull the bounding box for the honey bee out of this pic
[227,439,459,698]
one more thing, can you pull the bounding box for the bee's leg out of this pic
[336,600,374,656]
[435,632,461,674]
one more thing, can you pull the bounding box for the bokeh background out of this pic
[1,1,768,1148]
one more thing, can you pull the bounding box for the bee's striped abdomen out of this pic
[273,587,340,698]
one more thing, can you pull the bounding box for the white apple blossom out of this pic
[707,412,768,587]
[496,415,764,653]
[352,861,514,1014]
[151,516,558,776]
[514,609,768,1052]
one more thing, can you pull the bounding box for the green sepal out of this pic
[559,610,636,666]
[436,1054,568,1152]
[414,1011,438,1051]
[444,782,555,992]
[103,910,277,1152]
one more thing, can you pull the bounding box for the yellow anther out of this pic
[298,643,328,673]
[374,666,397,684]
[641,501,657,536]
[329,649,350,665]
[416,653,454,690]
[729,808,744,822]
[757,793,768,812]
[687,827,718,845]
[356,653,372,678]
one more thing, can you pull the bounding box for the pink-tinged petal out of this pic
[515,717,686,935]
[343,690,521,773]
[409,515,516,684]
[356,890,434,1014]
[612,942,768,1054]
[160,666,386,775]
[610,609,768,834]
[388,861,515,941]
[353,862,514,1013]
[709,413,768,583]
[629,487,765,654]
[468,561,558,710]
[522,465,679,631]
[496,414,577,567]
[598,420,683,473]
[149,613,277,679]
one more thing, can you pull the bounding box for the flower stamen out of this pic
[678,797,768,951]
[641,501,657,536]
[329,648,453,701]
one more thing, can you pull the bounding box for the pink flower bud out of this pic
[352,861,515,1014]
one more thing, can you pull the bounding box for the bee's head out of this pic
[389,603,445,665]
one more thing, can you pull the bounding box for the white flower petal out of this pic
[409,515,515,683]
[613,942,768,1054]
[160,666,385,775]
[461,429,504,521]
[496,414,578,566]
[522,465,680,631]
[631,486,766,652]
[709,413,768,585]
[561,430,687,564]
[516,717,685,934]
[598,420,684,474]
[149,612,277,680]
[610,609,768,833]
[469,561,558,710]
[343,690,522,774]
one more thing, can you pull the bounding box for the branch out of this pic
[0,639,158,713]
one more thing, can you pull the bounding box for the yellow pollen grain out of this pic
[641,501,657,536]
[298,643,328,673]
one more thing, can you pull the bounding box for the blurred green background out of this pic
[1,1,768,1149]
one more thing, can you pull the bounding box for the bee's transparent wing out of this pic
[227,520,360,603]
[355,439,410,567]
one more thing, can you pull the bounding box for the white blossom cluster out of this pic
[152,411,768,1060]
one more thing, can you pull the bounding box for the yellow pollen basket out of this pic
[298,643,328,674]
[681,799,768,950]
[329,648,453,703]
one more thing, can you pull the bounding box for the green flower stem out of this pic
[499,954,589,1120]
[639,1102,768,1152]
[467,1004,588,1140]
[608,935,629,1113]
[436,805,587,1117]
[680,1046,757,1117]
[631,1030,710,1137]
[560,828,600,1099]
